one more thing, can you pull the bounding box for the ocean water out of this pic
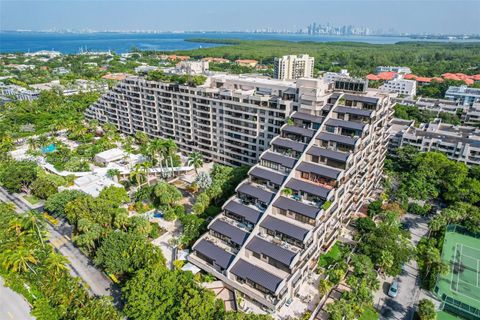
[0,31,474,54]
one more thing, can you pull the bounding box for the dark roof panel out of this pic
[246,236,297,266]
[224,200,262,224]
[343,94,379,104]
[193,239,235,269]
[286,178,331,199]
[291,112,324,124]
[296,161,342,180]
[261,151,297,169]
[316,132,358,146]
[231,259,283,293]
[237,182,275,204]
[307,146,350,162]
[271,137,307,153]
[335,106,373,117]
[209,219,249,245]
[260,215,310,241]
[282,125,315,138]
[326,118,365,131]
[250,166,287,186]
[273,196,321,219]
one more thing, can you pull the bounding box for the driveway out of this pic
[375,213,429,320]
[0,277,35,320]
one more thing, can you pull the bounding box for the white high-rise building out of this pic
[274,55,315,80]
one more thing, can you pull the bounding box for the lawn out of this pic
[437,311,461,320]
[359,306,378,320]
[24,194,40,205]
[318,242,343,268]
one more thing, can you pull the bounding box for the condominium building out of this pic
[188,84,393,313]
[379,77,417,97]
[394,97,480,126]
[375,66,412,74]
[85,75,300,166]
[389,119,480,165]
[445,86,480,106]
[274,55,315,80]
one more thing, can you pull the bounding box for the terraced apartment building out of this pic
[85,74,301,166]
[188,84,394,311]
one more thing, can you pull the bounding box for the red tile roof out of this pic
[403,74,417,80]
[366,74,380,81]
[415,77,432,83]
[377,71,397,80]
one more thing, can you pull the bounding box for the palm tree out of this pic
[1,247,38,274]
[27,137,39,151]
[130,163,146,187]
[21,211,46,248]
[149,139,165,165]
[44,250,69,278]
[37,135,49,149]
[106,168,121,182]
[140,161,152,185]
[162,139,177,158]
[188,152,203,175]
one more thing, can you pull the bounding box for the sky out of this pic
[1,0,479,34]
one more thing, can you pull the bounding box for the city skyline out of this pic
[1,1,479,35]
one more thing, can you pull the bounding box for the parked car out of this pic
[388,281,399,298]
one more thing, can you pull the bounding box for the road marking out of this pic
[8,311,13,319]
[65,235,71,240]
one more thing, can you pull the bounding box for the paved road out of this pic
[48,219,112,296]
[0,277,35,320]
[0,187,112,298]
[375,213,429,320]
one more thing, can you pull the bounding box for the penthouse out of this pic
[188,84,393,313]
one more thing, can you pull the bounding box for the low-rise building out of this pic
[375,66,412,74]
[30,79,108,96]
[235,59,258,67]
[52,67,70,75]
[134,65,159,74]
[273,55,314,80]
[0,83,40,101]
[379,77,416,97]
[175,60,209,75]
[322,70,350,83]
[389,119,480,165]
[445,86,480,106]
[202,57,230,63]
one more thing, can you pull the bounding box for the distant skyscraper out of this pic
[273,55,315,80]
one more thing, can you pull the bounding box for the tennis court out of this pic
[434,225,480,320]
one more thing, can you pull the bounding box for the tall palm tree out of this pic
[149,139,165,165]
[140,161,152,185]
[130,163,146,187]
[162,139,177,158]
[188,152,203,175]
[21,211,46,248]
